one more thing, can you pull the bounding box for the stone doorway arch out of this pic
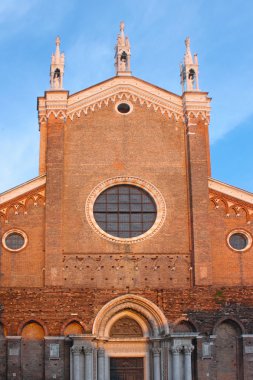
[92,294,169,380]
[70,294,197,380]
[70,294,169,380]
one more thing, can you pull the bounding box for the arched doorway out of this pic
[215,319,243,380]
[70,294,169,380]
[92,294,169,380]
[70,295,197,379]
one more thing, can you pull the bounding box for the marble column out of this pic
[184,345,194,380]
[71,346,82,380]
[97,347,105,380]
[85,347,93,380]
[171,345,181,380]
[153,348,161,380]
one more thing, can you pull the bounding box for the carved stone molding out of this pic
[92,294,169,338]
[67,90,183,121]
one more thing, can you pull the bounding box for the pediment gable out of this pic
[38,76,184,123]
[68,76,183,120]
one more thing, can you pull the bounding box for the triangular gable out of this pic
[67,76,183,120]
[38,76,184,124]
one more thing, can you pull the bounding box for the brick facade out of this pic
[1,33,253,380]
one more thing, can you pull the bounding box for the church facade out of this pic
[1,23,253,380]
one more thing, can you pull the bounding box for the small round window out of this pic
[117,103,131,114]
[2,230,27,252]
[227,230,252,252]
[93,185,157,238]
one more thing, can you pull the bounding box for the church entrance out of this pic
[110,357,144,380]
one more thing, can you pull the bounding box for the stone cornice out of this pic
[209,178,253,205]
[37,77,214,124]
[0,175,46,205]
[182,91,211,121]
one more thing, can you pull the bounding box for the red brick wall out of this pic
[209,200,253,285]
[1,287,253,336]
[0,198,45,287]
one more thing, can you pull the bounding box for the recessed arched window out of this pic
[93,185,157,238]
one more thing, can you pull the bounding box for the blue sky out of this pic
[0,0,252,193]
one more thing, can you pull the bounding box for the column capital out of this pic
[152,347,161,356]
[71,345,82,355]
[184,344,194,354]
[171,345,182,355]
[84,347,93,355]
[97,347,105,357]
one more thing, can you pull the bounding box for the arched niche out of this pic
[21,322,45,380]
[63,321,85,336]
[214,319,243,380]
[21,321,45,340]
[174,320,196,333]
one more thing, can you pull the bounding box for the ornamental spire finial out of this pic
[50,36,65,90]
[114,21,131,76]
[180,36,199,92]
[184,36,193,64]
[120,21,125,36]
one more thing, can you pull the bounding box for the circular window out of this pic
[2,230,27,252]
[116,103,131,114]
[227,230,252,252]
[86,177,166,243]
[93,185,156,238]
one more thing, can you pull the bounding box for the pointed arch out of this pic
[61,319,85,335]
[17,319,48,336]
